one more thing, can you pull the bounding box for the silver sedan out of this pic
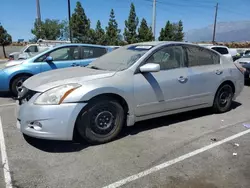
[17,41,244,144]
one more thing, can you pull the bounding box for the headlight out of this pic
[34,83,81,105]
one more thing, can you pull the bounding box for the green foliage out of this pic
[0,23,12,58]
[175,20,184,41]
[70,1,92,43]
[106,9,121,45]
[31,19,63,40]
[159,20,184,41]
[124,3,139,44]
[93,20,107,45]
[138,18,153,42]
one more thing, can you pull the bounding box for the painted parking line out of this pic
[0,103,16,108]
[0,117,13,188]
[103,128,250,188]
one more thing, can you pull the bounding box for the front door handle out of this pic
[215,69,223,75]
[178,76,188,83]
[71,63,80,67]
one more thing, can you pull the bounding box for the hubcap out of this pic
[95,111,114,130]
[218,86,232,108]
[16,79,24,93]
[91,109,116,135]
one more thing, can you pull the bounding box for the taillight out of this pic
[234,63,246,74]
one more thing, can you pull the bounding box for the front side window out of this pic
[35,46,80,62]
[26,45,38,53]
[82,46,107,59]
[145,46,184,70]
[185,45,220,67]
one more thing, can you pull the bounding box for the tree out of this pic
[93,20,106,45]
[175,20,184,41]
[106,9,121,45]
[158,21,175,41]
[138,18,153,42]
[124,3,139,44]
[31,19,63,40]
[70,1,91,43]
[0,24,12,58]
[158,28,165,41]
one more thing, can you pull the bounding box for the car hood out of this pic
[237,57,250,63]
[23,67,116,92]
[0,60,24,69]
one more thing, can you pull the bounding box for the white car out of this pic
[198,44,233,62]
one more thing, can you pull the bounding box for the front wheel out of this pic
[11,75,30,96]
[76,98,125,144]
[213,84,234,113]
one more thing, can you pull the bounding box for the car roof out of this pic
[53,43,111,49]
[130,41,195,47]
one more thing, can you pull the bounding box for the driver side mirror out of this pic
[45,56,53,62]
[140,63,160,73]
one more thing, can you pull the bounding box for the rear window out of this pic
[211,47,229,55]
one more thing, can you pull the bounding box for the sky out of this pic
[1,0,249,41]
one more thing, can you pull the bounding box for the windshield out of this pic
[242,54,250,58]
[19,46,27,53]
[86,45,153,71]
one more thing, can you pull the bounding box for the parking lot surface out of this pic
[0,86,250,188]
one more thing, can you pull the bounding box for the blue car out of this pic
[0,44,112,95]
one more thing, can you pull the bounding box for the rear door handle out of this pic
[71,63,80,67]
[178,76,188,83]
[215,69,223,75]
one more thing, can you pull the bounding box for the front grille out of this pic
[18,87,38,105]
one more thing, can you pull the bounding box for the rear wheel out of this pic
[213,84,234,113]
[10,75,30,96]
[76,98,125,144]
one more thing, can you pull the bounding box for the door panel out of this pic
[133,45,192,117]
[134,68,190,116]
[34,46,82,72]
[184,45,223,105]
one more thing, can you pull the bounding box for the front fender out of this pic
[64,86,133,113]
[3,67,34,84]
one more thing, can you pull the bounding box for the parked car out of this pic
[198,44,233,62]
[0,43,112,95]
[235,54,250,81]
[17,41,244,144]
[8,39,71,60]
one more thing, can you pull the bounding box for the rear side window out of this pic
[82,46,107,59]
[211,47,229,55]
[185,45,220,67]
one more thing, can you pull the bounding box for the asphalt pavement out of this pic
[0,86,250,188]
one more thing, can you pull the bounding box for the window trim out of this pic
[134,44,187,74]
[34,45,80,63]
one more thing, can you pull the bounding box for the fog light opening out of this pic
[28,121,42,131]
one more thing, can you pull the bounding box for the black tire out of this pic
[76,98,125,144]
[213,84,234,113]
[10,75,30,96]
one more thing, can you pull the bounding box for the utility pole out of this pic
[68,0,73,42]
[152,0,156,40]
[36,0,42,39]
[212,3,218,44]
